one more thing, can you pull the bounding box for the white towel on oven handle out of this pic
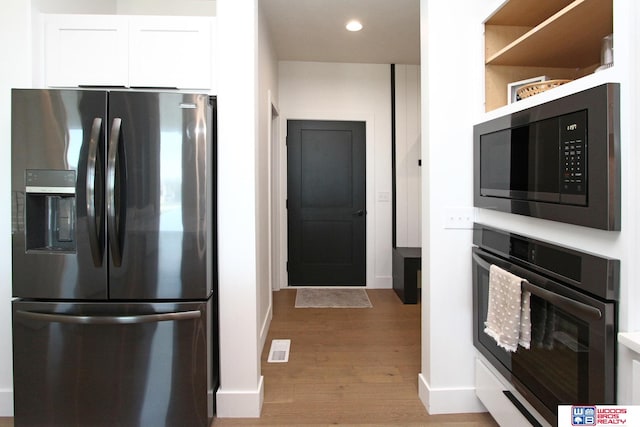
[484,264,532,352]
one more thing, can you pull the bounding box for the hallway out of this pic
[213,289,498,426]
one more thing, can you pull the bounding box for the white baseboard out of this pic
[0,389,13,416]
[215,376,264,418]
[286,280,393,289]
[259,300,273,355]
[368,275,392,289]
[418,373,487,414]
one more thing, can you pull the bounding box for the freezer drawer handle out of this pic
[15,309,201,325]
[87,117,103,266]
[107,118,123,267]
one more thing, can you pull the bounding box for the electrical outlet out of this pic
[444,207,475,229]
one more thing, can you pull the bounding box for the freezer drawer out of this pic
[12,300,214,427]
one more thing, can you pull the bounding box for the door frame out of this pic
[274,112,375,290]
[268,92,280,292]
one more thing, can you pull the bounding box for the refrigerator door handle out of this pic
[107,118,123,267]
[87,117,103,266]
[15,309,201,325]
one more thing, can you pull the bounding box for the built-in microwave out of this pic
[474,83,620,230]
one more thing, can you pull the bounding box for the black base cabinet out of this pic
[392,247,421,304]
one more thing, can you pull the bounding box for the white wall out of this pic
[278,61,393,288]
[257,2,279,355]
[215,0,263,417]
[419,0,488,414]
[0,0,33,416]
[395,64,421,248]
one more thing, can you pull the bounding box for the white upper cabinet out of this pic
[128,16,212,89]
[45,15,129,87]
[44,14,215,90]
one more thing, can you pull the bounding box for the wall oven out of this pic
[472,224,619,426]
[473,83,620,230]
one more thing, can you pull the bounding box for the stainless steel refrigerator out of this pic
[11,89,218,427]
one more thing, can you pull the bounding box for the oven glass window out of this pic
[476,264,590,413]
[512,295,590,409]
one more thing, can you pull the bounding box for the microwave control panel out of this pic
[559,111,587,195]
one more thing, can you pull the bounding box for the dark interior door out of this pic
[287,120,366,286]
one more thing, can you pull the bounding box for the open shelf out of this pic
[485,0,575,26]
[484,0,613,111]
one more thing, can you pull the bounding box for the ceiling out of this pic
[260,0,420,65]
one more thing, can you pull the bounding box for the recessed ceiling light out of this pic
[346,20,363,32]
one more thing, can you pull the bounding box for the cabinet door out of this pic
[129,16,213,89]
[45,15,129,87]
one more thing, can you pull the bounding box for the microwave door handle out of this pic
[472,251,602,321]
[86,117,103,266]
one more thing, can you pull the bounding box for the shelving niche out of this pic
[484,0,613,111]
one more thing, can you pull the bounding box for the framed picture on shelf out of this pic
[507,76,548,103]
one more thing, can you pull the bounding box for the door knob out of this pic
[352,209,366,217]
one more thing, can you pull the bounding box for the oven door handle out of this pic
[472,251,602,321]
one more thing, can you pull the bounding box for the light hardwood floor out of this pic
[212,289,498,426]
[0,290,498,427]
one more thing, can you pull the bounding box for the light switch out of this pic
[377,192,390,202]
[444,207,475,229]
